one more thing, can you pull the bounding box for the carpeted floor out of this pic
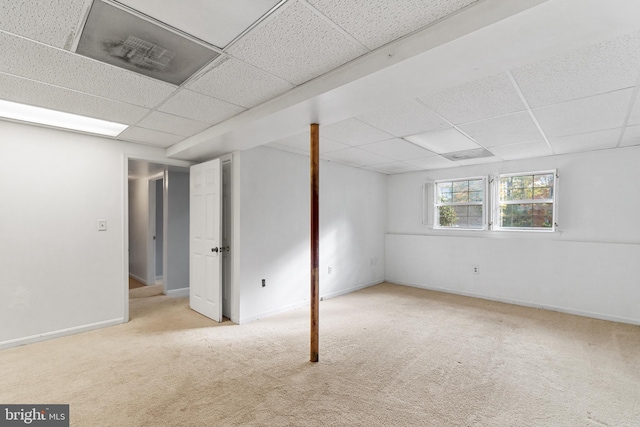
[128,276,146,290]
[1,283,639,426]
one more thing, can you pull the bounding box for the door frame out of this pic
[122,153,240,324]
[147,174,164,292]
[123,154,191,323]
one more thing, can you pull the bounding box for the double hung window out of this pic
[496,171,556,231]
[427,170,557,232]
[434,177,486,230]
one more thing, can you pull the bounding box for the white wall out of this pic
[386,145,640,324]
[128,177,150,283]
[237,146,387,323]
[164,171,189,293]
[0,120,168,348]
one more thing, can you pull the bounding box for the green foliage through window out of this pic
[499,172,555,229]
[435,178,484,229]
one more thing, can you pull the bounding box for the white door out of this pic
[190,158,222,322]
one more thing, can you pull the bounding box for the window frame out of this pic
[432,176,488,231]
[492,169,558,232]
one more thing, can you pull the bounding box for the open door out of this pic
[189,158,222,322]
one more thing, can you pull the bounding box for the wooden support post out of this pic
[310,123,320,363]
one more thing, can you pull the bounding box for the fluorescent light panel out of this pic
[405,128,480,154]
[0,99,128,136]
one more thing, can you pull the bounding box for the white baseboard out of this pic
[0,318,124,350]
[129,273,154,286]
[239,279,383,324]
[390,280,640,326]
[166,287,189,298]
[320,279,383,301]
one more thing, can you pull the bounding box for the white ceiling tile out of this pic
[158,89,245,125]
[306,0,478,50]
[357,99,449,137]
[489,140,552,160]
[420,72,526,124]
[0,0,86,49]
[621,125,640,147]
[512,31,640,108]
[453,155,503,167]
[321,118,393,146]
[405,155,457,170]
[625,94,640,126]
[405,128,480,154]
[265,142,309,157]
[270,132,349,154]
[0,32,175,108]
[457,111,544,147]
[533,89,632,138]
[321,147,392,167]
[364,162,424,175]
[118,127,184,147]
[227,1,368,85]
[548,128,622,155]
[359,138,437,161]
[136,111,210,137]
[187,58,294,108]
[0,72,149,125]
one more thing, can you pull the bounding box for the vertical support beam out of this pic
[310,123,320,363]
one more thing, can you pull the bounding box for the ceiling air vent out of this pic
[76,0,220,85]
[441,148,494,161]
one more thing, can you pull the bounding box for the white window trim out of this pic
[432,176,488,231]
[492,169,558,233]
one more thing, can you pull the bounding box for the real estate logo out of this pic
[0,405,68,426]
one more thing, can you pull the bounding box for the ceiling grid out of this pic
[0,0,639,171]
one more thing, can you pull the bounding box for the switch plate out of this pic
[98,219,107,231]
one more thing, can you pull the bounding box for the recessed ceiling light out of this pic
[0,100,128,137]
[404,128,480,153]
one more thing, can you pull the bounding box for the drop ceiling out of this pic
[1,0,640,174]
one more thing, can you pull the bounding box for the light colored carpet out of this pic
[1,283,639,426]
[128,277,146,290]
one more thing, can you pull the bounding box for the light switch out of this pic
[98,219,107,231]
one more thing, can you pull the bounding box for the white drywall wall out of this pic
[386,145,640,324]
[237,146,386,323]
[0,120,169,348]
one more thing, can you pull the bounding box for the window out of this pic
[495,170,557,231]
[425,170,558,232]
[434,177,486,229]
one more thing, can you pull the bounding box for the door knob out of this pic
[211,247,218,253]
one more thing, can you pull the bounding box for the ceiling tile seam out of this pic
[297,0,371,53]
[130,88,247,130]
[0,70,152,118]
[412,98,496,154]
[67,0,94,51]
[614,70,640,148]
[223,55,299,87]
[134,109,213,135]
[546,126,627,141]
[0,29,179,93]
[507,70,555,155]
[221,0,291,52]
[179,55,231,89]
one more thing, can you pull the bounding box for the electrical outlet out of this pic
[472,265,480,275]
[261,279,266,287]
[98,219,107,231]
